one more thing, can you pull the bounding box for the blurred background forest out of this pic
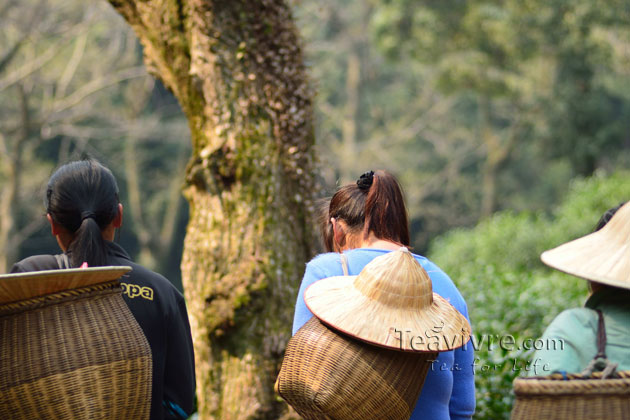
[1,0,629,418]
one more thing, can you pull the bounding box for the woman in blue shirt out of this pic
[292,170,475,420]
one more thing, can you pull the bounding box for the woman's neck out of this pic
[359,235,402,251]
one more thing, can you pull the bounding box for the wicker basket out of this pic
[0,267,152,419]
[276,317,436,420]
[511,371,630,420]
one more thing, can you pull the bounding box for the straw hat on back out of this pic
[305,247,471,352]
[541,201,630,290]
[0,266,131,304]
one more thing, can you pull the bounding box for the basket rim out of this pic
[515,370,630,381]
[513,371,630,397]
[0,266,131,304]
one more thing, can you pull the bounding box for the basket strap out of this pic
[580,309,618,379]
[55,253,70,269]
[339,253,349,276]
[595,309,607,359]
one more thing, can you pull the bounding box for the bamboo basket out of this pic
[511,371,630,420]
[0,267,153,420]
[276,317,436,420]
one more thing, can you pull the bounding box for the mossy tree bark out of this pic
[108,1,317,418]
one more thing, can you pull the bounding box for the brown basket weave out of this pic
[276,317,436,420]
[511,371,630,420]
[0,275,153,419]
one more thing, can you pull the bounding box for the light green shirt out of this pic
[528,288,630,376]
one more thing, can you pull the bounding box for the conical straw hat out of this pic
[541,201,630,290]
[304,247,471,352]
[0,266,131,304]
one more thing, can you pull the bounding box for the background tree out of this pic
[364,0,630,230]
[0,0,191,283]
[295,0,481,249]
[538,0,630,175]
[370,0,558,218]
[107,1,318,418]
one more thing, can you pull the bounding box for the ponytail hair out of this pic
[363,170,410,246]
[317,198,335,252]
[322,169,410,252]
[46,160,120,267]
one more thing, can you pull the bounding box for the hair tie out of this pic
[81,211,96,221]
[357,171,374,190]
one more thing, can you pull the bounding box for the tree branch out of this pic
[0,37,25,74]
[56,31,88,99]
[13,217,47,248]
[0,131,8,162]
[49,66,148,116]
[160,149,187,246]
[123,135,151,246]
[0,25,87,92]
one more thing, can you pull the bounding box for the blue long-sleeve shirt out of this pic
[292,249,476,420]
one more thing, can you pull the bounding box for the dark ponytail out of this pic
[363,170,410,246]
[322,169,410,252]
[46,160,120,267]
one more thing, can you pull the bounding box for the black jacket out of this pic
[11,241,196,420]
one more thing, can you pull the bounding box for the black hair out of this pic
[594,201,627,232]
[46,160,120,267]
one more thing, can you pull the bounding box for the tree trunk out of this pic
[0,84,29,272]
[108,1,317,419]
[340,52,360,182]
[479,96,513,218]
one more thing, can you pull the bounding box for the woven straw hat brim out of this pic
[305,275,471,352]
[0,266,131,304]
[541,202,630,290]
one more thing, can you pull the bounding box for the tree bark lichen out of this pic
[108,1,317,418]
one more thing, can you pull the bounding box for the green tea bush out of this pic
[428,171,630,419]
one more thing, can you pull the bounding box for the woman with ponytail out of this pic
[293,170,475,420]
[10,160,196,420]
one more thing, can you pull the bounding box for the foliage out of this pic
[428,171,630,419]
[296,0,630,251]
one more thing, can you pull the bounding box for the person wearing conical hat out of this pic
[529,202,630,376]
[293,170,475,420]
